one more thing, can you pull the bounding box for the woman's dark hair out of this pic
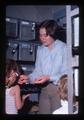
[39,19,66,42]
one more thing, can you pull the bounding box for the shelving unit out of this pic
[66,5,79,114]
[6,17,41,73]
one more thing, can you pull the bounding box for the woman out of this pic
[19,20,68,114]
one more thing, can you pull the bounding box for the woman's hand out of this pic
[18,75,28,85]
[34,75,50,84]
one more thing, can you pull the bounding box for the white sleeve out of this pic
[50,45,68,84]
[29,46,42,83]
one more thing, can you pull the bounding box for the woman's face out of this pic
[39,28,54,48]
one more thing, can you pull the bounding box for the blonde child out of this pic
[52,75,68,114]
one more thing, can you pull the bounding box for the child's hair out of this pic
[5,59,20,88]
[57,74,68,101]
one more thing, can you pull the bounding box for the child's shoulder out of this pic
[13,85,20,95]
[12,85,20,93]
[9,85,20,96]
[14,84,20,90]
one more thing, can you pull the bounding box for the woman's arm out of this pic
[29,46,42,83]
[49,44,68,84]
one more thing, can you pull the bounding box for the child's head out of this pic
[57,75,68,101]
[5,59,19,88]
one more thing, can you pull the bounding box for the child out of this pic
[5,59,29,114]
[52,75,68,114]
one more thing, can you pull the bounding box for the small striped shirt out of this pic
[5,88,18,114]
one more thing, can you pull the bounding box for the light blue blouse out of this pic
[29,40,68,85]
